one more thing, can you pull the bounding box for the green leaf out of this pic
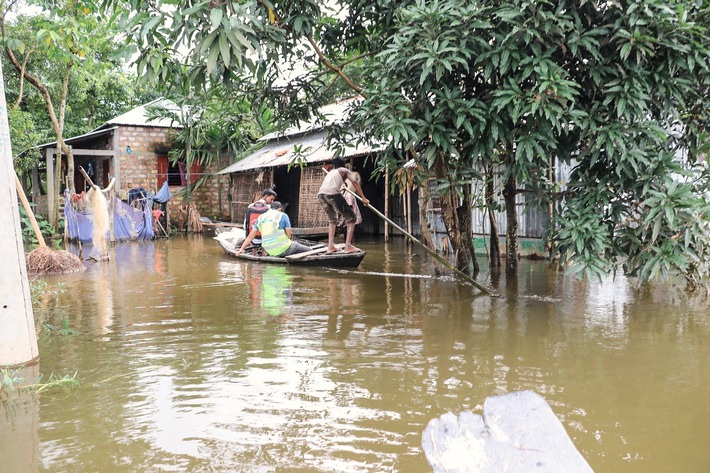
[219,33,230,68]
[651,217,662,242]
[664,205,675,228]
[199,30,218,55]
[210,8,223,32]
[206,42,220,74]
[620,42,632,60]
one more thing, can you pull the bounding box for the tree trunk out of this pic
[186,127,192,205]
[435,155,477,273]
[58,63,74,191]
[2,20,75,230]
[503,174,519,275]
[53,143,61,230]
[13,49,34,110]
[459,183,479,275]
[486,168,501,267]
[418,180,436,250]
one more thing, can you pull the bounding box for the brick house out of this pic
[34,100,231,226]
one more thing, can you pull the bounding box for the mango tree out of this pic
[356,0,710,289]
[119,0,710,289]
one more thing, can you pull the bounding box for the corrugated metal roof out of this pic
[36,127,117,150]
[259,96,362,141]
[36,99,183,151]
[102,98,184,129]
[218,130,383,174]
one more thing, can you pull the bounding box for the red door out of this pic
[157,156,169,187]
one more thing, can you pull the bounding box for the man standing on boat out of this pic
[237,202,312,257]
[243,188,277,250]
[318,158,369,254]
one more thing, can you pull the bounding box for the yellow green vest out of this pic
[258,210,292,256]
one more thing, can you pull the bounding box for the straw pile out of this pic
[14,172,85,275]
[187,203,203,233]
[25,246,85,275]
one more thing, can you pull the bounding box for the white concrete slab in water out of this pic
[422,390,594,473]
[0,61,38,367]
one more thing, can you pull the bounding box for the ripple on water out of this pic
[22,238,710,473]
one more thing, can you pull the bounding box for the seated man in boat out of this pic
[243,188,277,253]
[236,201,312,257]
[318,158,369,254]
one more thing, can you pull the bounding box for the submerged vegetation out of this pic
[29,279,65,307]
[1,369,79,396]
[42,317,78,336]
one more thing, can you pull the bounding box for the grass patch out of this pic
[1,369,79,396]
[42,317,78,336]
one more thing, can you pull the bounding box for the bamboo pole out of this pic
[406,181,412,236]
[109,185,115,244]
[78,166,114,193]
[14,172,47,248]
[384,168,390,242]
[345,188,497,296]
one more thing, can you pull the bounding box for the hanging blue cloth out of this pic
[154,181,171,204]
[64,189,154,242]
[128,187,147,205]
[113,195,155,241]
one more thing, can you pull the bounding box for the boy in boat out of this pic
[236,202,312,257]
[243,188,277,253]
[318,158,369,254]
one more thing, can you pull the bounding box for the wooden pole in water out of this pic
[0,60,40,366]
[109,184,115,244]
[345,188,497,296]
[384,167,389,242]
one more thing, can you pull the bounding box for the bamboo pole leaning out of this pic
[15,172,85,275]
[345,188,498,297]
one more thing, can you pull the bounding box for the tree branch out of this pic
[255,0,366,98]
[1,15,69,156]
[13,48,33,110]
[305,36,365,97]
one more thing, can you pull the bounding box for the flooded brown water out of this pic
[2,234,709,472]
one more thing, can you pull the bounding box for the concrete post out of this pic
[0,61,39,367]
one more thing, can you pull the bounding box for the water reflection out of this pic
[3,236,709,473]
[91,264,114,336]
[0,364,40,473]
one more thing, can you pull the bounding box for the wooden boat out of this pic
[211,223,329,240]
[214,228,365,268]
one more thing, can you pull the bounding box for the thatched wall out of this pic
[230,170,274,223]
[297,166,329,228]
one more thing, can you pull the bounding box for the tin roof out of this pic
[101,98,183,129]
[35,127,117,150]
[35,99,183,151]
[259,96,362,142]
[218,130,383,174]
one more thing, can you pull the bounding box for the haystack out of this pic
[187,203,204,233]
[15,172,85,276]
[25,246,85,275]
